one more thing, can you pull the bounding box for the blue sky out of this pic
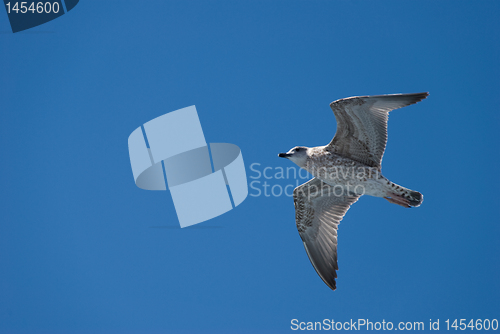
[1,1,499,333]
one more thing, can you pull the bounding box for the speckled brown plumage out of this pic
[279,92,428,291]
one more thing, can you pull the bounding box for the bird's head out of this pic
[278,146,309,167]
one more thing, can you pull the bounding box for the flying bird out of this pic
[278,92,428,290]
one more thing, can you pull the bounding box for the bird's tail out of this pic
[384,183,423,208]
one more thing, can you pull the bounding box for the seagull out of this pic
[278,92,428,290]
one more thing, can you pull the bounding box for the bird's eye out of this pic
[296,148,300,151]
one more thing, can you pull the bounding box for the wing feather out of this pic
[293,178,360,290]
[326,92,428,168]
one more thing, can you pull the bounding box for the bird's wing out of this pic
[294,178,360,290]
[326,92,428,168]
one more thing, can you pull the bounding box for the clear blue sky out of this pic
[1,1,499,333]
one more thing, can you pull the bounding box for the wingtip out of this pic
[413,91,429,100]
[325,278,337,291]
[415,91,430,100]
[403,92,429,106]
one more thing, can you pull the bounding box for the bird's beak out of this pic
[278,153,291,158]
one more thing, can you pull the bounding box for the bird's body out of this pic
[299,146,419,202]
[279,92,428,290]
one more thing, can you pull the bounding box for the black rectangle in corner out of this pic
[4,1,65,33]
[63,0,78,12]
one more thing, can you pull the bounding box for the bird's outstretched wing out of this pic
[293,178,360,290]
[326,92,428,168]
